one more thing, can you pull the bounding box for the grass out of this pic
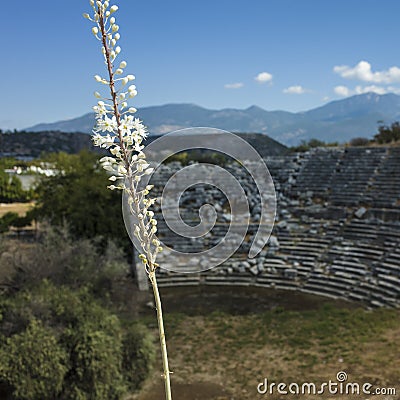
[134,298,400,400]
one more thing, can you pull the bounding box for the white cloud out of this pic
[334,84,394,97]
[334,60,400,84]
[334,85,351,97]
[254,71,273,84]
[355,85,387,95]
[224,82,244,89]
[283,85,307,94]
[387,86,400,95]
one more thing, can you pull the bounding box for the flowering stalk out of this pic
[84,1,172,399]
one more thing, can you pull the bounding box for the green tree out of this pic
[0,171,30,203]
[34,151,129,250]
[374,121,400,144]
[291,138,339,152]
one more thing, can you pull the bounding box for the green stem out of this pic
[149,269,172,400]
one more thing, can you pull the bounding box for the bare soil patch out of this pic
[132,381,231,400]
[0,202,33,217]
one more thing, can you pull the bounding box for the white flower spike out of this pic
[86,3,172,399]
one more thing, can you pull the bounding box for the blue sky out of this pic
[2,0,400,130]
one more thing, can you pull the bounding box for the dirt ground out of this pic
[157,285,358,315]
[0,202,33,217]
[130,286,399,400]
[133,381,231,400]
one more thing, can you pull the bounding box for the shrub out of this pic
[0,319,68,400]
[0,212,19,233]
[349,137,370,147]
[122,323,156,391]
[291,138,338,152]
[0,212,33,233]
[0,224,128,297]
[0,171,31,203]
[0,282,155,399]
[62,319,127,400]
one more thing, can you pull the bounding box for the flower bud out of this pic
[92,27,99,35]
[114,33,120,40]
[83,13,90,19]
[115,68,123,75]
[129,89,138,98]
[121,77,129,86]
[128,107,137,113]
[115,46,121,54]
[127,74,135,81]
[112,24,119,32]
[94,75,102,82]
[94,91,101,98]
[119,61,127,68]
[110,17,116,24]
[110,5,118,13]
[118,164,127,174]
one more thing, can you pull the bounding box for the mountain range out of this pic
[26,92,400,146]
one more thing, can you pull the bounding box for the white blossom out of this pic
[97,115,117,132]
[87,0,160,271]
